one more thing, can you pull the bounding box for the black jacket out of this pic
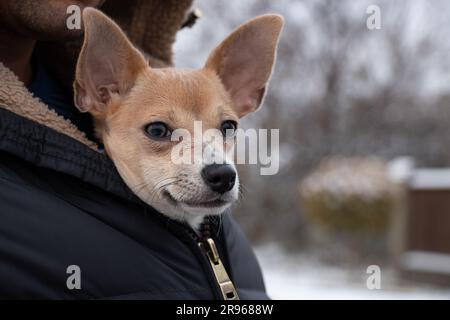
[0,107,268,299]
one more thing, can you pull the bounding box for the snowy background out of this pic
[255,244,450,299]
[173,0,450,299]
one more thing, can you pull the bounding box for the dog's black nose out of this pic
[201,164,236,194]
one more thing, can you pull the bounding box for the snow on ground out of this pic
[254,244,450,300]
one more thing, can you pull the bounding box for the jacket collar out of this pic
[0,62,138,202]
[0,62,97,150]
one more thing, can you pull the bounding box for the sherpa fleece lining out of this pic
[0,62,98,150]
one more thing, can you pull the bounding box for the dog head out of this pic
[74,8,283,229]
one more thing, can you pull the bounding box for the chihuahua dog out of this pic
[74,8,283,230]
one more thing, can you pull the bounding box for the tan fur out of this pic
[74,8,283,228]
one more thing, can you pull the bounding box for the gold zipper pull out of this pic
[199,238,239,300]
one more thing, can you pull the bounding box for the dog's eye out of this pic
[144,122,171,140]
[220,120,238,138]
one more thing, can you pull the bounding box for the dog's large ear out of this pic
[204,15,283,118]
[74,8,147,115]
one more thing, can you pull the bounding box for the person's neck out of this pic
[0,27,36,85]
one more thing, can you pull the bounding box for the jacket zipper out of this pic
[184,218,239,300]
[198,237,239,300]
[146,207,239,300]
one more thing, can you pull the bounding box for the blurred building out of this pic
[389,158,450,285]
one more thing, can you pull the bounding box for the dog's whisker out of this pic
[133,176,180,197]
[133,176,178,191]
[147,179,184,204]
